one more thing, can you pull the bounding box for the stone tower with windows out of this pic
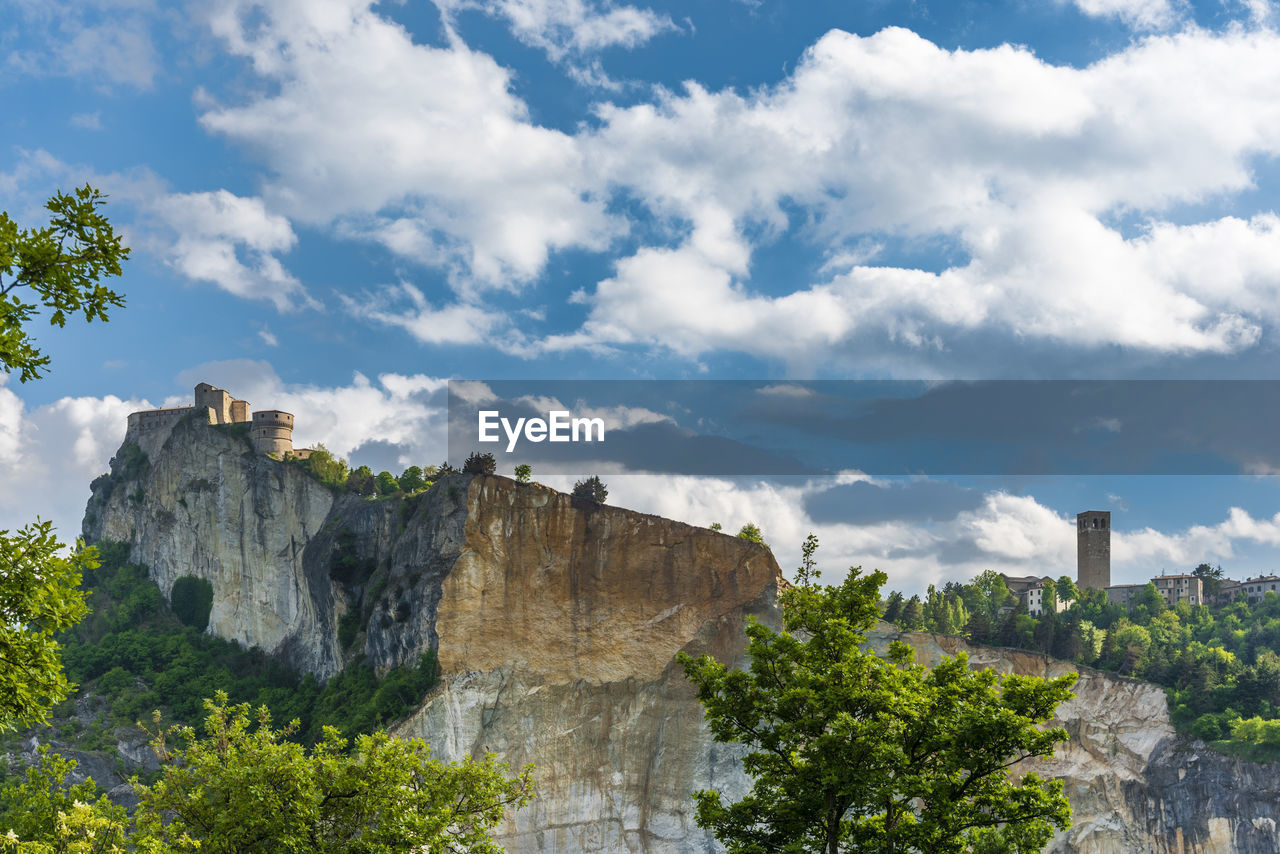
[1077,510,1111,590]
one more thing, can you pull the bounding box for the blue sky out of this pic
[6,0,1280,591]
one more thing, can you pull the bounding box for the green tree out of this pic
[463,452,496,475]
[397,465,427,493]
[130,693,534,853]
[0,521,96,731]
[0,186,126,733]
[0,745,128,852]
[513,463,532,484]
[1056,576,1080,607]
[571,476,608,504]
[345,464,375,496]
[678,544,1074,854]
[169,576,214,633]
[375,470,400,496]
[303,444,350,490]
[1193,563,1224,599]
[736,522,765,545]
[0,185,128,382]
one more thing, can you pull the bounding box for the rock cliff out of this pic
[84,419,1280,852]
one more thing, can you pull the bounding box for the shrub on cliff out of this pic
[571,476,608,503]
[170,575,214,632]
[463,452,496,475]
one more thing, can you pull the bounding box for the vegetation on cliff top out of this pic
[882,570,1280,762]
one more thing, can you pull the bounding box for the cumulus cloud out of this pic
[3,0,162,88]
[555,26,1280,366]
[172,360,449,463]
[342,284,508,347]
[198,0,616,289]
[1064,0,1183,29]
[148,190,316,312]
[435,0,677,61]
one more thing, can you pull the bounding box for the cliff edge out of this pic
[83,418,1280,853]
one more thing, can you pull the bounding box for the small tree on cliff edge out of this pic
[463,451,497,475]
[677,535,1075,854]
[571,476,608,503]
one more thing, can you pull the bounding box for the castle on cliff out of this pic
[126,383,307,458]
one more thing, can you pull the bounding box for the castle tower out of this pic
[195,382,232,424]
[195,383,251,425]
[251,410,294,456]
[1077,510,1111,590]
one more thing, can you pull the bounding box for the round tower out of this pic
[251,410,294,456]
[1077,510,1111,591]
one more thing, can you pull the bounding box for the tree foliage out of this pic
[463,452,496,475]
[2,696,534,854]
[0,746,128,853]
[169,576,213,632]
[0,521,96,731]
[736,523,766,546]
[513,464,532,484]
[130,693,534,854]
[571,476,608,503]
[678,539,1074,854]
[0,185,128,383]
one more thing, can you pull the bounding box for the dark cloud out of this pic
[803,479,983,525]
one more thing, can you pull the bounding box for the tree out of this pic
[0,187,126,733]
[513,463,532,484]
[1193,562,1224,598]
[375,470,400,496]
[1,185,128,383]
[0,521,96,731]
[571,475,608,503]
[736,522,765,545]
[169,575,214,633]
[0,745,128,852]
[345,464,375,496]
[677,540,1075,854]
[397,465,427,493]
[130,693,534,853]
[463,452,496,475]
[303,444,350,490]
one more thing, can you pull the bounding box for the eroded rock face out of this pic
[85,423,1280,852]
[84,417,342,676]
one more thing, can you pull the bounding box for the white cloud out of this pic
[198,0,616,289]
[555,26,1280,366]
[436,0,676,61]
[1065,0,1182,29]
[342,284,507,346]
[3,0,161,88]
[172,360,449,463]
[70,111,103,130]
[148,190,316,312]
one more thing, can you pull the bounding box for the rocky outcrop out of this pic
[84,421,1280,852]
[887,631,1280,854]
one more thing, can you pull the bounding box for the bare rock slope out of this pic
[85,419,1280,852]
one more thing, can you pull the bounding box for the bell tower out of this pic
[1077,510,1111,590]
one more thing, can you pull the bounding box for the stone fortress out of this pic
[126,383,308,458]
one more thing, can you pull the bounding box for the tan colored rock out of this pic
[85,422,1280,853]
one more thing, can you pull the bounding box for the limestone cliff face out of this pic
[84,416,342,676]
[885,631,1280,854]
[85,422,1280,853]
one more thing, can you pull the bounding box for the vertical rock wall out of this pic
[83,421,1280,853]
